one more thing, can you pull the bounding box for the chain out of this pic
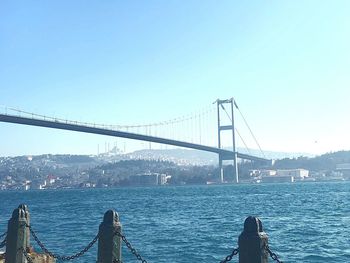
[27,224,99,261]
[265,245,283,263]
[20,247,35,263]
[219,247,239,263]
[114,230,148,263]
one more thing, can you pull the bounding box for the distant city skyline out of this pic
[1,1,350,157]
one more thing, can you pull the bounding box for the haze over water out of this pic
[1,182,349,262]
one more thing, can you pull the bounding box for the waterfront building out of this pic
[336,163,350,180]
[260,170,277,177]
[128,173,168,186]
[261,169,309,183]
[262,175,294,183]
[276,169,309,179]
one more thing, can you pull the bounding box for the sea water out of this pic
[0,182,349,262]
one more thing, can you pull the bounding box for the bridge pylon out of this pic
[216,98,238,183]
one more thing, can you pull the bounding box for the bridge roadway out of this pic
[0,114,270,163]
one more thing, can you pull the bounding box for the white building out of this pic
[276,169,309,179]
[260,170,277,176]
[260,169,309,183]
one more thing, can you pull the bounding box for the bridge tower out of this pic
[216,98,239,183]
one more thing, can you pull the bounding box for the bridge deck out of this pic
[0,114,270,163]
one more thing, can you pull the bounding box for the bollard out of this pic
[5,207,29,263]
[97,210,122,263]
[18,204,30,249]
[238,216,268,263]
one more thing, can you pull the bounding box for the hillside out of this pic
[272,150,350,171]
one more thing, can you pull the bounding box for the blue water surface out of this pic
[0,181,349,262]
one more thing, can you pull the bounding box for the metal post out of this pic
[238,216,268,263]
[219,155,224,183]
[5,207,29,263]
[97,210,122,263]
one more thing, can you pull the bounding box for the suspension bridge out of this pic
[0,98,271,183]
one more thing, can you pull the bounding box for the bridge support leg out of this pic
[234,152,238,184]
[219,156,224,183]
[97,210,122,263]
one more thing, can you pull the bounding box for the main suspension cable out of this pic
[220,104,251,155]
[233,100,266,158]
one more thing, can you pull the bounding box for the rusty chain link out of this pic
[114,230,148,263]
[20,247,35,263]
[27,223,99,261]
[265,245,283,263]
[19,221,282,263]
[219,247,239,263]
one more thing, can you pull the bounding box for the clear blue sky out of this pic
[1,0,350,156]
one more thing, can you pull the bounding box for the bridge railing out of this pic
[0,106,125,131]
[0,204,283,263]
[0,106,203,134]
